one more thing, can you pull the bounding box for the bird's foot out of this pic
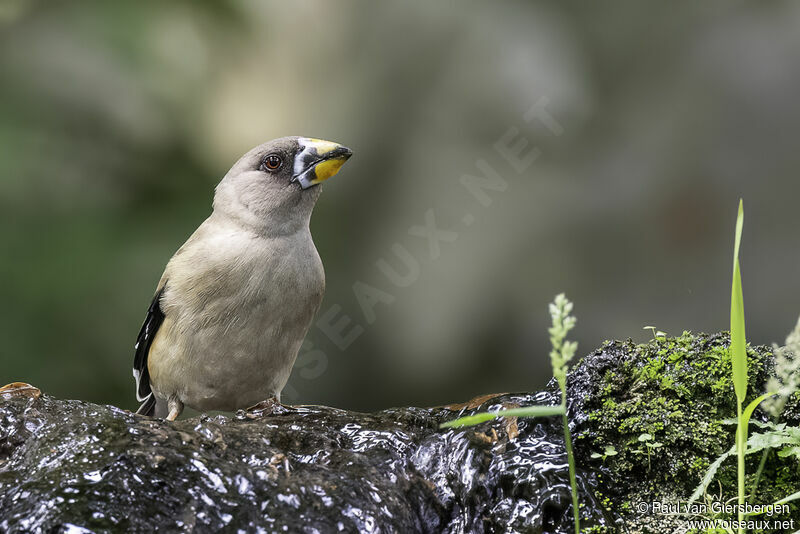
[243,396,286,418]
[165,398,184,421]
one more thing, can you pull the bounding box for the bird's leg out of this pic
[166,398,184,421]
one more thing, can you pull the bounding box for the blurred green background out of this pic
[1,0,799,412]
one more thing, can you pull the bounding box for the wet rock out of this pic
[1,332,794,533]
[0,387,613,533]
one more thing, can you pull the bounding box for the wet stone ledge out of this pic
[1,332,794,533]
[0,385,612,533]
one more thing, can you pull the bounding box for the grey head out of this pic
[213,136,352,236]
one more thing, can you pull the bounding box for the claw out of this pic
[166,398,184,421]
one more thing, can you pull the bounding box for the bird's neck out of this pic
[211,207,312,239]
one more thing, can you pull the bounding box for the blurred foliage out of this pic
[1,0,799,411]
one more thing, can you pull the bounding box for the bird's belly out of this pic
[187,333,297,411]
[149,304,312,412]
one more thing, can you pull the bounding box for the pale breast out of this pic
[148,220,325,411]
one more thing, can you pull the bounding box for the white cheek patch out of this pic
[294,138,319,189]
[295,137,312,177]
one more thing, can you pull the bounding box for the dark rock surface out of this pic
[2,332,796,533]
[0,384,614,533]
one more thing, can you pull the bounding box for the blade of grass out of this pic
[775,490,800,505]
[730,199,747,533]
[741,393,774,434]
[731,200,747,403]
[439,405,565,429]
[732,199,744,272]
[738,393,775,486]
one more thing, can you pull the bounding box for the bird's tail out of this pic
[136,394,156,416]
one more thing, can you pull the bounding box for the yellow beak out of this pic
[293,137,353,189]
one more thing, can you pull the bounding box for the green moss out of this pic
[571,331,798,531]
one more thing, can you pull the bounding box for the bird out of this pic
[132,136,352,420]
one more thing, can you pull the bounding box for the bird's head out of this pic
[213,136,352,234]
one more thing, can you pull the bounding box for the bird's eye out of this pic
[261,154,283,172]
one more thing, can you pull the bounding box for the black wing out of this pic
[133,285,166,406]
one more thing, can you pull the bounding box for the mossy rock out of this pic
[567,331,800,532]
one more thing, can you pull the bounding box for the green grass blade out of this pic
[739,393,774,451]
[738,395,761,461]
[733,199,744,271]
[730,201,747,403]
[741,393,774,428]
[729,200,747,534]
[440,405,566,429]
[745,490,800,516]
[775,490,800,505]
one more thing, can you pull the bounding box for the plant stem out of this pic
[749,447,769,501]
[561,395,580,534]
[749,414,779,500]
[736,402,744,533]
